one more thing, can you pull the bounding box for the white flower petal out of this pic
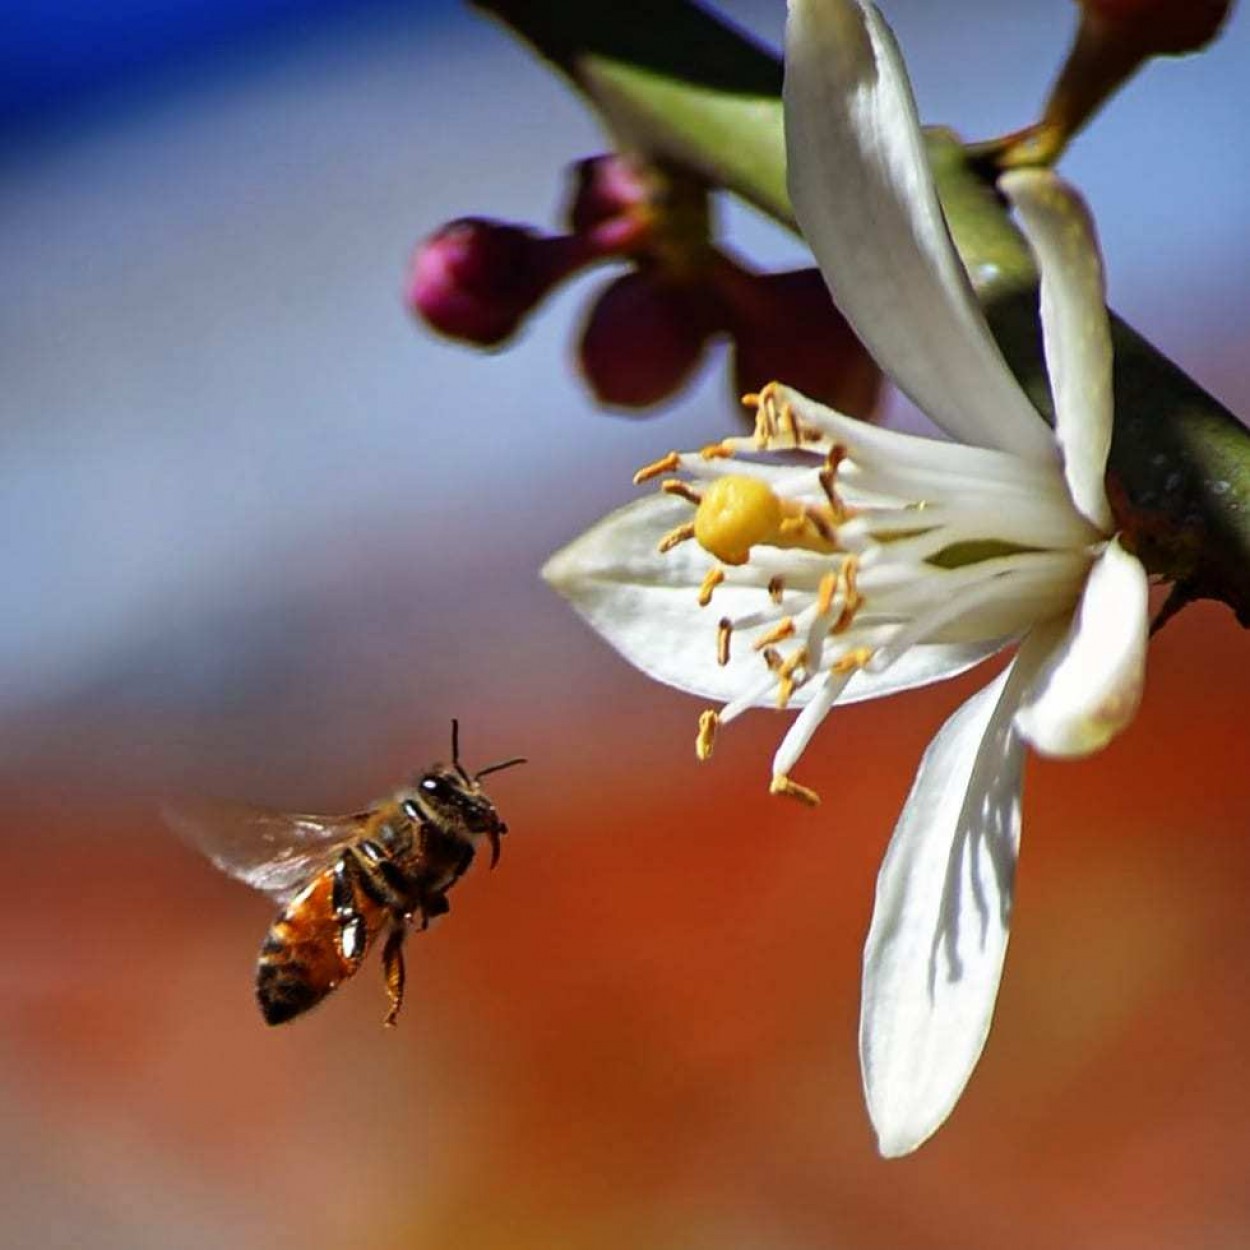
[783,0,1055,462]
[859,633,1051,1157]
[1014,538,1148,758]
[838,640,1004,705]
[543,495,999,706]
[543,495,750,702]
[1000,169,1114,532]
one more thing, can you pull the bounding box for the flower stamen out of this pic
[776,646,809,707]
[695,709,719,760]
[832,646,874,675]
[717,618,733,666]
[661,479,703,505]
[816,571,838,616]
[658,522,697,553]
[833,558,862,633]
[753,617,796,650]
[634,451,681,485]
[697,565,725,606]
[770,773,821,807]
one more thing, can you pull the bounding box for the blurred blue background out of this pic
[2,0,1246,771]
[3,4,1249,1249]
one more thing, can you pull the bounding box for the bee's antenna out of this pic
[450,718,471,781]
[475,756,527,780]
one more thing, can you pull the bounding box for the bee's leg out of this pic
[381,923,407,1027]
[416,891,450,932]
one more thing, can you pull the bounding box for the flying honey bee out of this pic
[169,723,524,1026]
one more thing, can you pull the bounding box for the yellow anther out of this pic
[773,504,841,555]
[778,647,808,680]
[698,441,735,461]
[802,505,838,546]
[770,774,821,807]
[832,646,874,674]
[717,618,733,666]
[819,446,852,522]
[779,400,801,446]
[752,617,795,651]
[660,479,703,505]
[767,576,786,604]
[749,384,781,446]
[634,452,681,485]
[745,382,821,450]
[697,565,725,607]
[816,571,838,617]
[658,522,697,554]
[693,474,783,566]
[775,647,808,708]
[833,558,863,633]
[696,709,719,761]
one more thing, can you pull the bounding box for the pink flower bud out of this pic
[565,154,654,255]
[712,262,882,419]
[406,218,587,347]
[578,270,722,411]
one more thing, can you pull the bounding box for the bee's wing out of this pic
[165,799,371,903]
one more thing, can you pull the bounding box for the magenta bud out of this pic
[406,218,587,347]
[565,155,653,255]
[578,270,721,411]
[714,262,883,418]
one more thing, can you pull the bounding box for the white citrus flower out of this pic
[543,0,1150,1156]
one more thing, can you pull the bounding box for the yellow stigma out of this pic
[693,475,783,566]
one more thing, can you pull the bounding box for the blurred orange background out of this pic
[3,2,1249,1248]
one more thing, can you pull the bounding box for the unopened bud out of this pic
[406,218,586,347]
[999,0,1236,164]
[1078,0,1231,54]
[578,270,720,411]
[714,262,882,419]
[565,154,655,254]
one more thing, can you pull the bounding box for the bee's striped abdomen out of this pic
[255,869,385,1025]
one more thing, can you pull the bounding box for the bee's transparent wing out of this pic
[166,799,370,903]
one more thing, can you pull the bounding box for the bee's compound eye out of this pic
[419,774,456,801]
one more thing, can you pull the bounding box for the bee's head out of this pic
[403,721,525,866]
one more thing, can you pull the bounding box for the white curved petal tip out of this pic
[999,169,1114,532]
[1014,538,1149,758]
